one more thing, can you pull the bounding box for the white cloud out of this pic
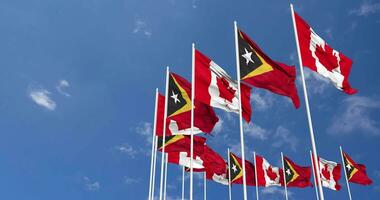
[300,69,330,95]
[328,96,380,135]
[29,88,56,111]
[124,177,141,184]
[56,79,71,97]
[133,19,152,37]
[271,126,299,152]
[251,91,274,111]
[350,1,380,16]
[136,122,153,143]
[115,143,138,158]
[213,119,224,135]
[261,187,292,197]
[244,122,269,140]
[83,176,100,191]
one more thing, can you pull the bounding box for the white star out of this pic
[232,164,237,173]
[171,91,180,104]
[242,48,254,65]
[346,164,352,170]
[286,169,291,176]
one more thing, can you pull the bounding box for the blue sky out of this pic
[0,0,379,199]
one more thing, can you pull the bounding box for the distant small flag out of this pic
[255,154,283,187]
[283,156,312,188]
[195,49,252,122]
[229,152,256,186]
[294,12,357,94]
[236,28,300,108]
[342,151,373,185]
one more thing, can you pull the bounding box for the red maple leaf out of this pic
[266,166,278,180]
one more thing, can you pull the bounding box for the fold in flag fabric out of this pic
[167,151,205,170]
[195,49,252,122]
[294,12,357,95]
[229,152,256,186]
[342,151,373,185]
[157,135,206,155]
[255,154,284,187]
[313,156,341,191]
[283,156,312,188]
[236,28,300,108]
[156,72,219,136]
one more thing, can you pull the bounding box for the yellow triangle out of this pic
[169,75,192,117]
[242,50,273,80]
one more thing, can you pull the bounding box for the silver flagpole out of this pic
[152,136,158,200]
[182,166,185,200]
[159,67,170,200]
[340,146,353,200]
[253,151,259,200]
[290,4,325,200]
[163,154,168,200]
[204,172,207,200]
[149,89,159,200]
[228,148,232,200]
[233,20,248,200]
[281,152,288,200]
[310,151,320,200]
[190,43,195,200]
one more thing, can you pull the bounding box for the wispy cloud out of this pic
[56,79,71,97]
[261,187,292,197]
[251,91,275,111]
[83,176,100,191]
[136,122,153,143]
[300,69,330,95]
[328,96,380,135]
[213,119,224,135]
[349,1,380,16]
[271,126,299,152]
[114,143,138,158]
[124,177,141,184]
[133,19,152,37]
[29,88,56,111]
[244,122,270,140]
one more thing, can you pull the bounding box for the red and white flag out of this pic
[294,12,357,95]
[256,155,284,187]
[195,49,252,122]
[318,157,342,190]
[167,151,205,170]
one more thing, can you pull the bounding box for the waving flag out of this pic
[342,151,373,185]
[317,157,342,191]
[229,152,256,186]
[167,151,205,170]
[203,146,229,185]
[294,12,357,94]
[283,156,312,188]
[236,28,300,108]
[195,49,252,122]
[157,135,206,154]
[256,154,283,187]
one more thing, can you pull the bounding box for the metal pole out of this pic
[233,20,248,200]
[151,136,158,200]
[204,172,207,200]
[253,151,259,200]
[228,148,232,200]
[190,43,195,200]
[149,89,159,200]
[310,151,320,200]
[182,166,185,200]
[340,146,353,200]
[163,154,168,200]
[281,152,288,200]
[290,4,324,200]
[159,67,170,200]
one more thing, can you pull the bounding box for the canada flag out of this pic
[314,157,342,191]
[255,154,284,187]
[294,12,357,95]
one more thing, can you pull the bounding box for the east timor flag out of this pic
[283,156,312,188]
[229,152,255,185]
[342,151,372,185]
[236,28,300,108]
[157,135,206,155]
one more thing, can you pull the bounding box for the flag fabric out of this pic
[157,135,206,155]
[195,49,252,122]
[294,12,357,95]
[157,72,219,136]
[236,28,300,108]
[203,146,229,185]
[255,154,284,187]
[317,157,342,191]
[283,156,312,188]
[342,151,373,185]
[155,93,165,136]
[167,151,205,170]
[229,152,256,186]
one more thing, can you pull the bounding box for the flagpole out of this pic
[340,146,353,200]
[164,154,168,200]
[281,152,288,200]
[290,4,325,200]
[253,151,259,200]
[152,136,158,200]
[190,42,195,200]
[149,89,159,200]
[182,166,185,200]
[234,20,248,200]
[159,67,170,200]
[204,172,207,200]
[228,148,232,200]
[310,150,320,200]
